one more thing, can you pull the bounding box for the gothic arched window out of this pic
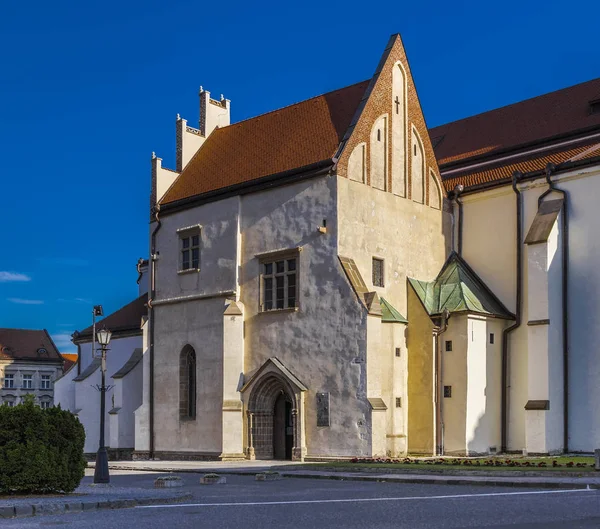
[179,345,196,419]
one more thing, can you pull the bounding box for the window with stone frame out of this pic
[178,226,201,271]
[3,373,14,389]
[41,374,51,390]
[3,398,15,407]
[179,345,197,420]
[22,374,33,389]
[40,400,51,409]
[372,257,384,287]
[260,252,298,311]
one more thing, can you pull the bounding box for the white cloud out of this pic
[57,298,92,304]
[7,298,44,305]
[0,272,31,282]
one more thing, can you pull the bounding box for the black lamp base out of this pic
[93,447,110,484]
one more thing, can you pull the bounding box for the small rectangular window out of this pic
[372,258,384,287]
[445,340,452,352]
[5,400,14,407]
[395,397,402,408]
[444,386,452,398]
[395,347,401,357]
[490,333,495,344]
[4,374,14,389]
[40,401,51,409]
[41,375,51,390]
[22,374,33,389]
[179,229,201,271]
[261,253,298,312]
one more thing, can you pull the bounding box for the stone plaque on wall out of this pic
[316,392,330,427]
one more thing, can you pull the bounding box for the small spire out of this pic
[176,113,181,120]
[199,85,204,94]
[151,151,156,159]
[220,94,224,101]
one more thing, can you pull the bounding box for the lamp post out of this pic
[92,305,103,362]
[93,327,112,484]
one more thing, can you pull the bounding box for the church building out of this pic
[135,34,600,460]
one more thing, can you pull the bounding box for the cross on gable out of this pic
[395,96,401,114]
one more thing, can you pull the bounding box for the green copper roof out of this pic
[380,297,408,323]
[408,253,514,319]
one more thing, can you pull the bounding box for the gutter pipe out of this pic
[501,171,523,453]
[148,205,162,459]
[451,185,465,255]
[538,163,570,453]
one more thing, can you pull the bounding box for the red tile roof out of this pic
[431,77,600,167]
[161,81,369,205]
[0,329,63,362]
[76,295,147,341]
[443,141,600,191]
[61,353,78,372]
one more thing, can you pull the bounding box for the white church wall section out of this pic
[429,170,441,210]
[241,175,369,458]
[337,176,446,319]
[347,143,366,183]
[370,115,388,191]
[153,195,239,301]
[391,62,407,197]
[411,126,425,203]
[552,167,600,451]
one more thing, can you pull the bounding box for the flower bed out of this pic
[348,457,594,468]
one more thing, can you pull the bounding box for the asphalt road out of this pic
[5,471,600,528]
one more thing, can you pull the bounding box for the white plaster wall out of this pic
[551,168,600,451]
[485,319,504,452]
[440,316,468,454]
[153,298,225,454]
[384,322,408,456]
[391,63,406,197]
[241,175,370,457]
[337,176,447,320]
[370,115,388,191]
[154,156,179,204]
[461,167,600,452]
[74,335,142,453]
[75,368,107,454]
[115,361,143,449]
[54,365,76,411]
[466,317,489,454]
[154,196,238,301]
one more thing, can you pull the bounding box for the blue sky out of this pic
[1,0,598,354]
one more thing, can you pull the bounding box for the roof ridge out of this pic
[216,80,370,131]
[431,76,600,131]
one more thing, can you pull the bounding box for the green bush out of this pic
[0,395,86,494]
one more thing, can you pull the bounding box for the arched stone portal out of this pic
[241,358,307,461]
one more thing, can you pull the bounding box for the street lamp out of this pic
[93,327,112,484]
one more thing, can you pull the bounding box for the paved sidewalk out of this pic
[0,476,191,519]
[94,460,600,490]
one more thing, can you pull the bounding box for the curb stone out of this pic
[279,472,600,490]
[0,493,193,519]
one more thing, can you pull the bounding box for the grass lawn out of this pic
[295,455,597,473]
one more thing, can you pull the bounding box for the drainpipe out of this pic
[501,171,523,453]
[452,185,465,256]
[148,205,162,459]
[538,163,569,453]
[434,309,450,456]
